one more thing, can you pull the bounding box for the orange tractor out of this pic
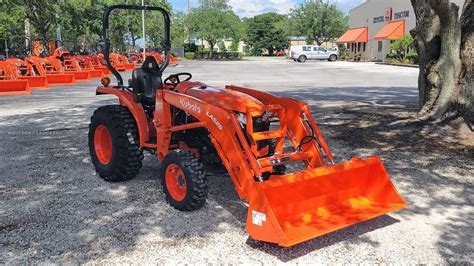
[0,61,30,96]
[89,5,406,247]
[49,47,91,80]
[5,58,49,89]
[27,57,76,85]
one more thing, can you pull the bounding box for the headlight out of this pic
[236,113,247,125]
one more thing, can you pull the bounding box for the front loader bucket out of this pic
[46,74,76,85]
[246,156,407,247]
[123,63,136,70]
[88,70,104,78]
[0,80,31,96]
[70,71,91,80]
[19,76,49,89]
[97,67,111,75]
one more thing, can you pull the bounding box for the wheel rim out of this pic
[94,124,113,165]
[165,163,187,201]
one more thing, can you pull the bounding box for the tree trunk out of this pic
[410,0,473,123]
[268,47,274,55]
[458,0,473,123]
[130,31,136,47]
[208,41,214,58]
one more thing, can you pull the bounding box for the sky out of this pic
[168,0,366,17]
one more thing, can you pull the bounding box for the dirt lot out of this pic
[1,58,472,264]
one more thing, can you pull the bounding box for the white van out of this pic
[289,45,339,62]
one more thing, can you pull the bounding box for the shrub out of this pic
[184,52,195,60]
[194,51,242,60]
[390,35,414,59]
[404,52,418,64]
[184,43,198,53]
[386,52,398,60]
[338,44,349,57]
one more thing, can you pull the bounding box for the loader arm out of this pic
[156,90,259,199]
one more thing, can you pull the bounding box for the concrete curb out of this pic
[376,62,419,68]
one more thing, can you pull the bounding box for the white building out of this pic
[337,0,465,61]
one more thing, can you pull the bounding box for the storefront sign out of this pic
[385,8,392,21]
[394,10,409,19]
[373,16,384,23]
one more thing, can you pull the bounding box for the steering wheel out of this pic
[164,72,192,86]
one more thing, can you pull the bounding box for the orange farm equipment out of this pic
[128,52,144,64]
[89,5,407,247]
[146,51,165,63]
[169,53,178,63]
[50,47,91,80]
[108,53,128,71]
[0,61,30,96]
[73,55,104,78]
[118,54,136,70]
[90,54,111,75]
[27,57,76,85]
[6,58,49,89]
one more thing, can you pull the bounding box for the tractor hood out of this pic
[178,82,265,113]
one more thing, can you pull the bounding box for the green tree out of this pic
[290,0,348,45]
[170,11,186,48]
[0,2,26,54]
[186,1,242,56]
[199,0,231,11]
[245,13,289,55]
[389,35,414,60]
[19,0,61,45]
[58,0,108,52]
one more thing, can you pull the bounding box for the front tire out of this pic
[88,105,143,182]
[161,150,208,211]
[329,54,337,61]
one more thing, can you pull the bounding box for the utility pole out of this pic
[142,0,146,60]
[4,39,8,58]
[187,0,191,45]
[55,14,62,46]
[24,18,31,51]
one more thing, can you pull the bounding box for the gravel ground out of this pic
[1,57,472,264]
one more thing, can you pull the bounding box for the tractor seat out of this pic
[130,56,162,104]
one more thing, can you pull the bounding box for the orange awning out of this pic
[336,27,368,43]
[374,20,405,40]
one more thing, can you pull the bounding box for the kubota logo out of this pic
[179,98,201,113]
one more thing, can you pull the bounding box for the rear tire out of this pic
[329,54,337,61]
[88,105,143,182]
[298,55,307,63]
[161,150,208,211]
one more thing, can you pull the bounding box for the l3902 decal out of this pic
[206,111,223,130]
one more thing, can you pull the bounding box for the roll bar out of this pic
[102,4,171,86]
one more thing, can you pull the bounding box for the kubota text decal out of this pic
[179,98,202,113]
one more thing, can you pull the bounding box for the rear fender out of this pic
[96,87,150,146]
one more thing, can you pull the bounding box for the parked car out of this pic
[289,45,339,62]
[274,50,286,56]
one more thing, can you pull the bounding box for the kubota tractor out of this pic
[89,5,407,247]
[49,47,91,80]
